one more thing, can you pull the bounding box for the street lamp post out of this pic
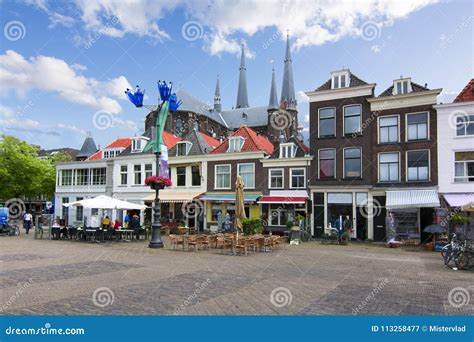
[149,151,163,248]
[125,82,181,249]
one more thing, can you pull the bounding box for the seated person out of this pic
[101,216,111,229]
[129,215,141,240]
[114,220,122,230]
[60,226,68,239]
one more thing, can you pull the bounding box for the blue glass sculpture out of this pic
[124,86,144,107]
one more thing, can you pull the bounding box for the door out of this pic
[373,196,386,242]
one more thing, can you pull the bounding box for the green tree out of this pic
[0,135,70,200]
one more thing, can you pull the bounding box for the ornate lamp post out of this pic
[125,82,181,248]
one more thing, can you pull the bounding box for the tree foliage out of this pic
[0,135,71,200]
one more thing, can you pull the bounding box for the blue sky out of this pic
[0,0,472,150]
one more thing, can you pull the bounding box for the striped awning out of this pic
[199,194,260,203]
[258,196,307,204]
[443,194,474,209]
[144,192,202,203]
[386,190,440,209]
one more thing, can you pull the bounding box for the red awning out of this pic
[258,196,307,204]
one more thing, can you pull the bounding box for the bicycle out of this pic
[454,239,474,270]
[0,222,20,236]
[440,233,462,268]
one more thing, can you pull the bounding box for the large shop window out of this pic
[269,169,284,189]
[238,163,255,188]
[327,193,353,231]
[379,116,399,143]
[407,112,428,141]
[290,168,305,188]
[318,107,336,137]
[215,165,231,189]
[456,114,474,136]
[319,149,335,179]
[407,150,429,181]
[344,148,361,178]
[344,104,361,135]
[269,204,288,226]
[379,153,400,182]
[454,151,474,182]
[177,166,186,186]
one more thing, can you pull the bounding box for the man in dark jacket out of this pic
[130,215,141,240]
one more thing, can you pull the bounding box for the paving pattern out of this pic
[0,233,472,315]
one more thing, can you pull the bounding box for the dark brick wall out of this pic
[308,95,374,186]
[370,104,438,187]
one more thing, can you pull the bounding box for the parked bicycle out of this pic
[441,233,473,270]
[0,222,20,236]
[455,239,474,270]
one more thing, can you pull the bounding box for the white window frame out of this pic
[331,72,350,89]
[343,104,362,136]
[279,143,296,158]
[405,111,429,142]
[290,167,306,189]
[215,164,231,190]
[343,147,362,179]
[176,141,193,156]
[120,165,128,186]
[318,148,336,179]
[378,152,401,183]
[60,169,73,186]
[268,168,284,189]
[393,79,412,95]
[91,168,106,185]
[406,149,430,182]
[455,114,474,137]
[377,114,400,144]
[318,107,336,138]
[237,163,255,189]
[227,137,245,153]
[453,150,474,182]
[176,166,187,187]
[269,205,287,226]
[133,164,142,185]
[76,168,90,186]
[145,163,153,179]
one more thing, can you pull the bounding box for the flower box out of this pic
[145,176,172,190]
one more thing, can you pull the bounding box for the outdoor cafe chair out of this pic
[187,235,199,252]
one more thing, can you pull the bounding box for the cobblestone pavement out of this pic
[0,233,472,315]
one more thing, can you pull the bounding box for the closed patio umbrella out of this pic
[423,224,447,246]
[235,175,246,240]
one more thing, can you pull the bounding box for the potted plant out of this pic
[450,212,471,235]
[145,176,172,190]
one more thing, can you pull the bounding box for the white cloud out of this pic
[0,50,133,114]
[296,90,309,104]
[30,0,438,55]
[371,45,382,53]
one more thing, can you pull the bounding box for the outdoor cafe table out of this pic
[117,229,134,241]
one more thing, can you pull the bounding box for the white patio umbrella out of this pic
[63,195,146,210]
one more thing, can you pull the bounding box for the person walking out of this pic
[23,211,32,234]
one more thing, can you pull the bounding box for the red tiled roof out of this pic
[212,126,274,155]
[105,138,132,149]
[88,150,102,161]
[162,131,181,149]
[199,132,220,149]
[454,79,474,103]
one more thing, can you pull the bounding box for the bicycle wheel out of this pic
[441,246,453,266]
[14,225,20,236]
[455,252,469,270]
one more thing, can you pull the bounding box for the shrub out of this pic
[242,218,264,235]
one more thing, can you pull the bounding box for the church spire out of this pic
[236,43,249,109]
[280,31,296,110]
[214,75,221,112]
[268,63,279,110]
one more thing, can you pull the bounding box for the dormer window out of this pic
[331,71,350,89]
[228,137,244,153]
[176,141,192,156]
[280,143,297,158]
[131,136,149,153]
[103,149,121,158]
[393,78,412,95]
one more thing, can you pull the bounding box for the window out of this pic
[132,138,146,152]
[379,153,399,182]
[75,197,83,222]
[394,80,410,95]
[103,151,109,159]
[269,169,284,189]
[76,169,89,186]
[215,165,231,189]
[61,170,72,186]
[177,166,186,186]
[134,164,142,185]
[454,151,474,182]
[192,165,201,186]
[61,197,69,220]
[238,163,255,188]
[456,114,474,137]
[269,204,288,226]
[176,142,192,156]
[407,112,428,141]
[318,107,336,137]
[344,148,362,178]
[290,168,305,188]
[280,143,296,158]
[228,137,244,152]
[379,116,399,143]
[145,164,153,179]
[344,104,361,135]
[319,149,335,179]
[331,73,349,89]
[120,165,128,185]
[91,168,106,185]
[407,150,429,181]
